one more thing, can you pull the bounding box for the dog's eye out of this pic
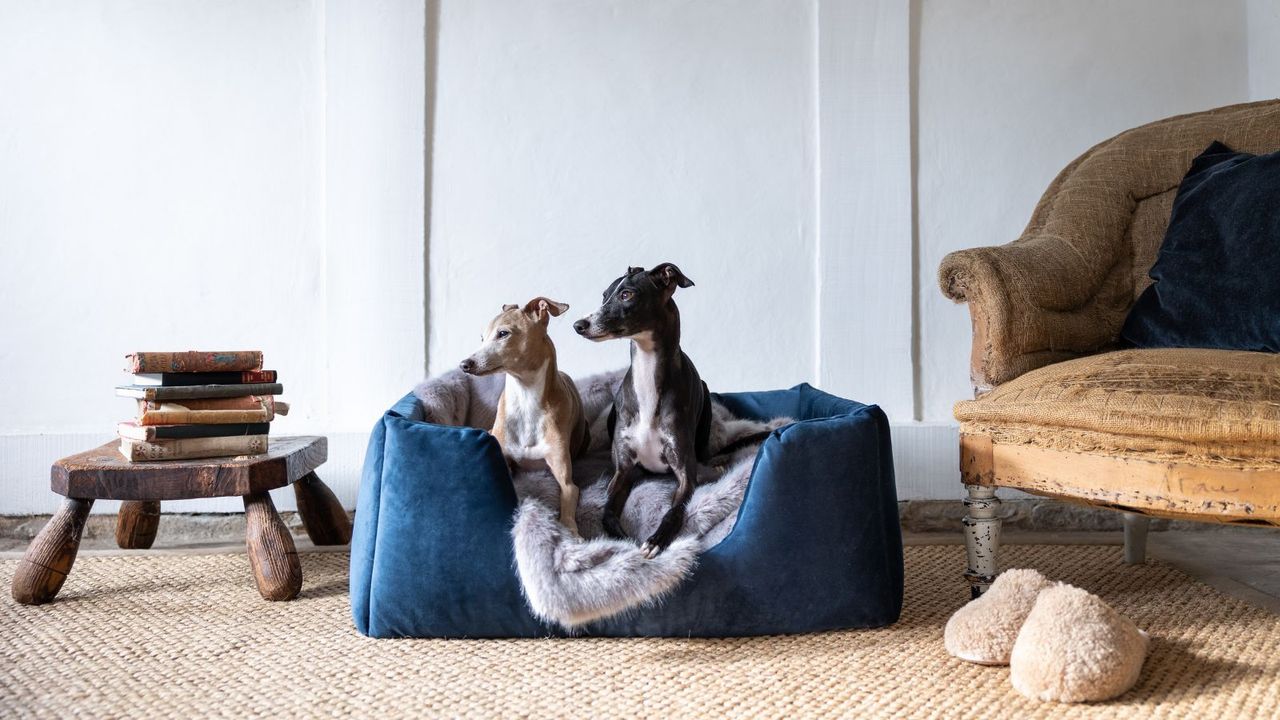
[495,329,510,339]
[619,290,634,302]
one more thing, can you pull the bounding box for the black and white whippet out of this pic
[573,264,712,558]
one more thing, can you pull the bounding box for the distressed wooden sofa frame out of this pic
[938,100,1280,596]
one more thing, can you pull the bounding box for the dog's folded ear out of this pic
[502,303,519,312]
[649,263,695,290]
[523,297,570,320]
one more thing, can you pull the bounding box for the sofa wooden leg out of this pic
[1123,513,1150,565]
[963,484,1001,598]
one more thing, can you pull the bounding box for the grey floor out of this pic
[906,527,1280,614]
[1147,528,1280,613]
[3,526,1278,614]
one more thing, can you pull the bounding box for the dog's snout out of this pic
[459,358,477,374]
[572,319,590,335]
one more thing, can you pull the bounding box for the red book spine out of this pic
[239,369,277,383]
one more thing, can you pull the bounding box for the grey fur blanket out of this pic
[414,370,791,630]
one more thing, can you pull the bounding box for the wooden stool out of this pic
[11,436,349,605]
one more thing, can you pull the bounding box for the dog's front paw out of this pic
[601,513,626,540]
[640,524,680,559]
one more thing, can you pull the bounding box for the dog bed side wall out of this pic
[349,413,387,635]
[352,395,550,638]
[589,386,904,636]
[704,401,903,633]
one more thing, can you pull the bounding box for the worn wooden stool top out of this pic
[14,435,347,606]
[51,436,327,501]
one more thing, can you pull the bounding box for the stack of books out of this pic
[115,350,287,462]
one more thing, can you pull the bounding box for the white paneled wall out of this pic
[915,0,1252,422]
[427,0,914,420]
[0,1,1270,512]
[427,0,824,398]
[1248,0,1280,101]
[0,0,425,514]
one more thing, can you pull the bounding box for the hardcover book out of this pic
[130,370,277,387]
[125,351,263,374]
[119,434,269,462]
[116,383,284,401]
[116,421,271,442]
[136,396,276,425]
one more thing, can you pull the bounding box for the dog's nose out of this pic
[459,358,476,374]
[572,319,590,335]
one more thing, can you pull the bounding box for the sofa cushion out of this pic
[1121,142,1280,352]
[954,349,1280,464]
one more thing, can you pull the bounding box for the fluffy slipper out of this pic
[1010,583,1149,703]
[944,568,1054,665]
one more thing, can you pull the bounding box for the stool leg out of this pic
[244,491,301,601]
[12,497,94,605]
[292,472,352,545]
[116,500,161,549]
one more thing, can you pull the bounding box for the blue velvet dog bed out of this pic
[350,378,903,638]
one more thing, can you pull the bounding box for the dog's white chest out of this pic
[629,348,669,473]
[500,368,550,468]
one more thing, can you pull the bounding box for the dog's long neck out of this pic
[504,338,558,401]
[630,301,683,396]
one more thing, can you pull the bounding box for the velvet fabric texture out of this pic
[350,384,903,638]
[1121,142,1280,352]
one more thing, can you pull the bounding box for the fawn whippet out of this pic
[461,297,590,534]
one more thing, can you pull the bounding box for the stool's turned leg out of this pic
[292,472,352,545]
[1123,512,1150,565]
[116,500,161,550]
[963,484,1002,599]
[12,497,94,605]
[243,492,301,601]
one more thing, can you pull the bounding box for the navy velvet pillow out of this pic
[1121,141,1280,351]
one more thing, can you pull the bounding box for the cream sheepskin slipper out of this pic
[944,568,1054,665]
[1010,583,1149,703]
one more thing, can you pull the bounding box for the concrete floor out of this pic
[1147,528,1280,614]
[906,527,1280,614]
[2,526,1277,613]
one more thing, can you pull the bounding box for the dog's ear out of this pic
[649,263,694,290]
[502,303,519,312]
[523,297,569,322]
[627,266,645,275]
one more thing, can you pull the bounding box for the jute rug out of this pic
[2,545,1277,719]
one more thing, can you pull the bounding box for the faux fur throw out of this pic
[413,370,792,630]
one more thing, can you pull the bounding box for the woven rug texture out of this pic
[2,544,1278,719]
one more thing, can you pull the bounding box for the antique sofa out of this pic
[938,100,1280,596]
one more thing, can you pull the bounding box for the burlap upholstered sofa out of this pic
[939,100,1280,596]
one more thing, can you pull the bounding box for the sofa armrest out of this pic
[939,100,1280,394]
[939,235,1131,393]
[938,135,1144,392]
